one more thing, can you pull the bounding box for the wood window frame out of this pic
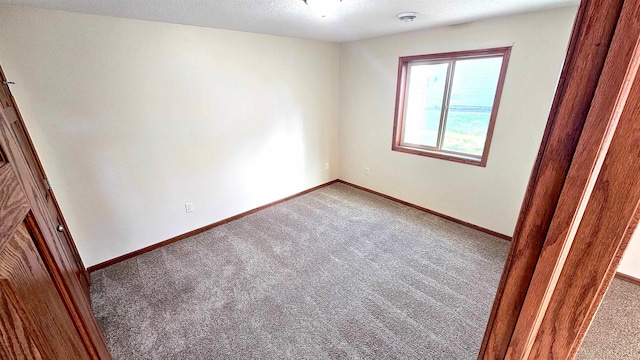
[392,47,512,167]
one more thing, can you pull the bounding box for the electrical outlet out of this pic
[365,167,370,176]
[325,162,330,170]
[185,202,194,213]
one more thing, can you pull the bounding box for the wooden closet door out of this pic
[0,157,89,359]
[0,67,89,295]
[0,76,111,358]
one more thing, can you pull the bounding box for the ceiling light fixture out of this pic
[397,12,418,22]
[304,0,342,18]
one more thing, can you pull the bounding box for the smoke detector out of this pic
[397,12,418,22]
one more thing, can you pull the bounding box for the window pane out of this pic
[442,57,503,156]
[402,62,449,147]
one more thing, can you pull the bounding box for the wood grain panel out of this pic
[527,33,640,358]
[0,163,29,247]
[0,220,89,359]
[478,1,624,357]
[501,0,640,357]
[0,279,44,360]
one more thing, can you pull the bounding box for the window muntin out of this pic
[393,47,511,166]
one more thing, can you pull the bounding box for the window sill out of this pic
[392,144,487,167]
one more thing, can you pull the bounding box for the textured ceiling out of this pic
[0,0,579,42]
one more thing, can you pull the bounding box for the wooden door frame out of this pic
[479,0,640,358]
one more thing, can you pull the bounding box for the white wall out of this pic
[619,229,640,279]
[0,4,340,266]
[338,7,577,236]
[0,5,590,268]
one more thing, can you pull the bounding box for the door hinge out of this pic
[44,178,52,190]
[1,80,14,97]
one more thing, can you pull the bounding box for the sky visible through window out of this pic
[444,57,502,155]
[403,56,503,156]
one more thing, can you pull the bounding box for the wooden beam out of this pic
[505,0,640,357]
[478,0,624,357]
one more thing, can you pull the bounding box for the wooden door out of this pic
[0,143,90,358]
[0,79,111,358]
[0,67,89,295]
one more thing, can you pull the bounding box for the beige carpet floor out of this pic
[90,183,510,359]
[577,278,640,359]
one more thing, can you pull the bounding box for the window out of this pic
[392,47,511,166]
